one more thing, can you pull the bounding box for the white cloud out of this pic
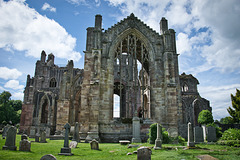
[42,3,56,12]
[0,67,22,80]
[198,84,240,120]
[4,80,24,90]
[95,0,101,7]
[105,0,240,73]
[0,0,81,61]
[12,91,24,100]
[66,0,86,5]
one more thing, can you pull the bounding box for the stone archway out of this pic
[38,94,51,125]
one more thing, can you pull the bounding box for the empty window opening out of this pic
[49,78,57,87]
[113,94,120,118]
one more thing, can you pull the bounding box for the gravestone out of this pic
[154,123,162,150]
[40,154,57,160]
[35,132,40,142]
[69,141,78,148]
[90,139,99,150]
[59,123,73,156]
[194,126,204,143]
[2,126,17,151]
[207,126,217,142]
[40,131,47,143]
[187,122,195,148]
[19,134,31,152]
[72,122,80,142]
[29,127,36,138]
[2,124,11,139]
[132,117,141,143]
[137,146,151,160]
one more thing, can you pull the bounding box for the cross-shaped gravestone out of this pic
[59,123,73,156]
[64,123,70,147]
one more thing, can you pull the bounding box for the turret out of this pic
[41,50,46,62]
[95,14,102,30]
[160,17,168,35]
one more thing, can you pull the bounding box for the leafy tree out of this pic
[0,91,22,125]
[198,109,214,125]
[220,116,234,124]
[227,89,240,123]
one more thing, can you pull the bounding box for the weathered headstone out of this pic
[69,141,78,148]
[90,139,99,150]
[132,117,141,143]
[40,130,47,143]
[72,122,80,142]
[194,126,204,143]
[2,126,17,150]
[137,146,151,160]
[29,127,36,138]
[154,123,162,150]
[19,134,31,152]
[2,124,11,139]
[40,154,57,160]
[187,122,195,148]
[207,126,217,142]
[35,132,40,142]
[59,123,73,156]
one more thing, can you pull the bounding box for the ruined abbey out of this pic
[19,14,211,142]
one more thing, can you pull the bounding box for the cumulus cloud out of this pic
[0,0,81,61]
[66,0,86,6]
[12,91,24,100]
[4,80,24,90]
[105,0,240,73]
[198,84,240,120]
[0,67,22,80]
[42,3,56,12]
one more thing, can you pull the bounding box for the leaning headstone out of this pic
[154,123,162,150]
[90,139,99,150]
[19,134,31,152]
[40,154,57,160]
[35,132,40,142]
[69,141,78,148]
[72,122,80,142]
[40,131,47,143]
[132,117,141,143]
[59,123,73,156]
[2,126,17,150]
[2,124,11,139]
[194,126,204,143]
[187,122,195,148]
[207,126,217,142]
[137,146,151,160]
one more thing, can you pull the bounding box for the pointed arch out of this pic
[38,94,51,125]
[49,77,57,88]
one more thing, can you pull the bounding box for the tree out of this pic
[227,89,240,123]
[198,109,214,125]
[220,116,234,124]
[0,91,22,125]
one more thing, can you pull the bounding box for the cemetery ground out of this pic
[1,135,240,160]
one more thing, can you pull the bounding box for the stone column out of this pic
[132,117,141,143]
[187,122,195,148]
[154,123,162,150]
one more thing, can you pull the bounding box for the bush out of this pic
[221,128,240,140]
[148,123,171,144]
[218,140,240,147]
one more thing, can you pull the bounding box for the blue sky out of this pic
[0,0,240,120]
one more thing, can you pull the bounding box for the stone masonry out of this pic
[19,14,212,142]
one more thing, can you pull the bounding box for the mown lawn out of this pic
[1,135,240,160]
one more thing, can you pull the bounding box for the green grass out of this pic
[1,135,240,160]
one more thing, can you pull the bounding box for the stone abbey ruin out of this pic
[19,14,211,142]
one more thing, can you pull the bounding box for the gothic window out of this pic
[182,83,188,92]
[41,98,48,124]
[49,78,57,88]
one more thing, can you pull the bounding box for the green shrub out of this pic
[221,128,240,140]
[218,140,240,147]
[148,123,171,144]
